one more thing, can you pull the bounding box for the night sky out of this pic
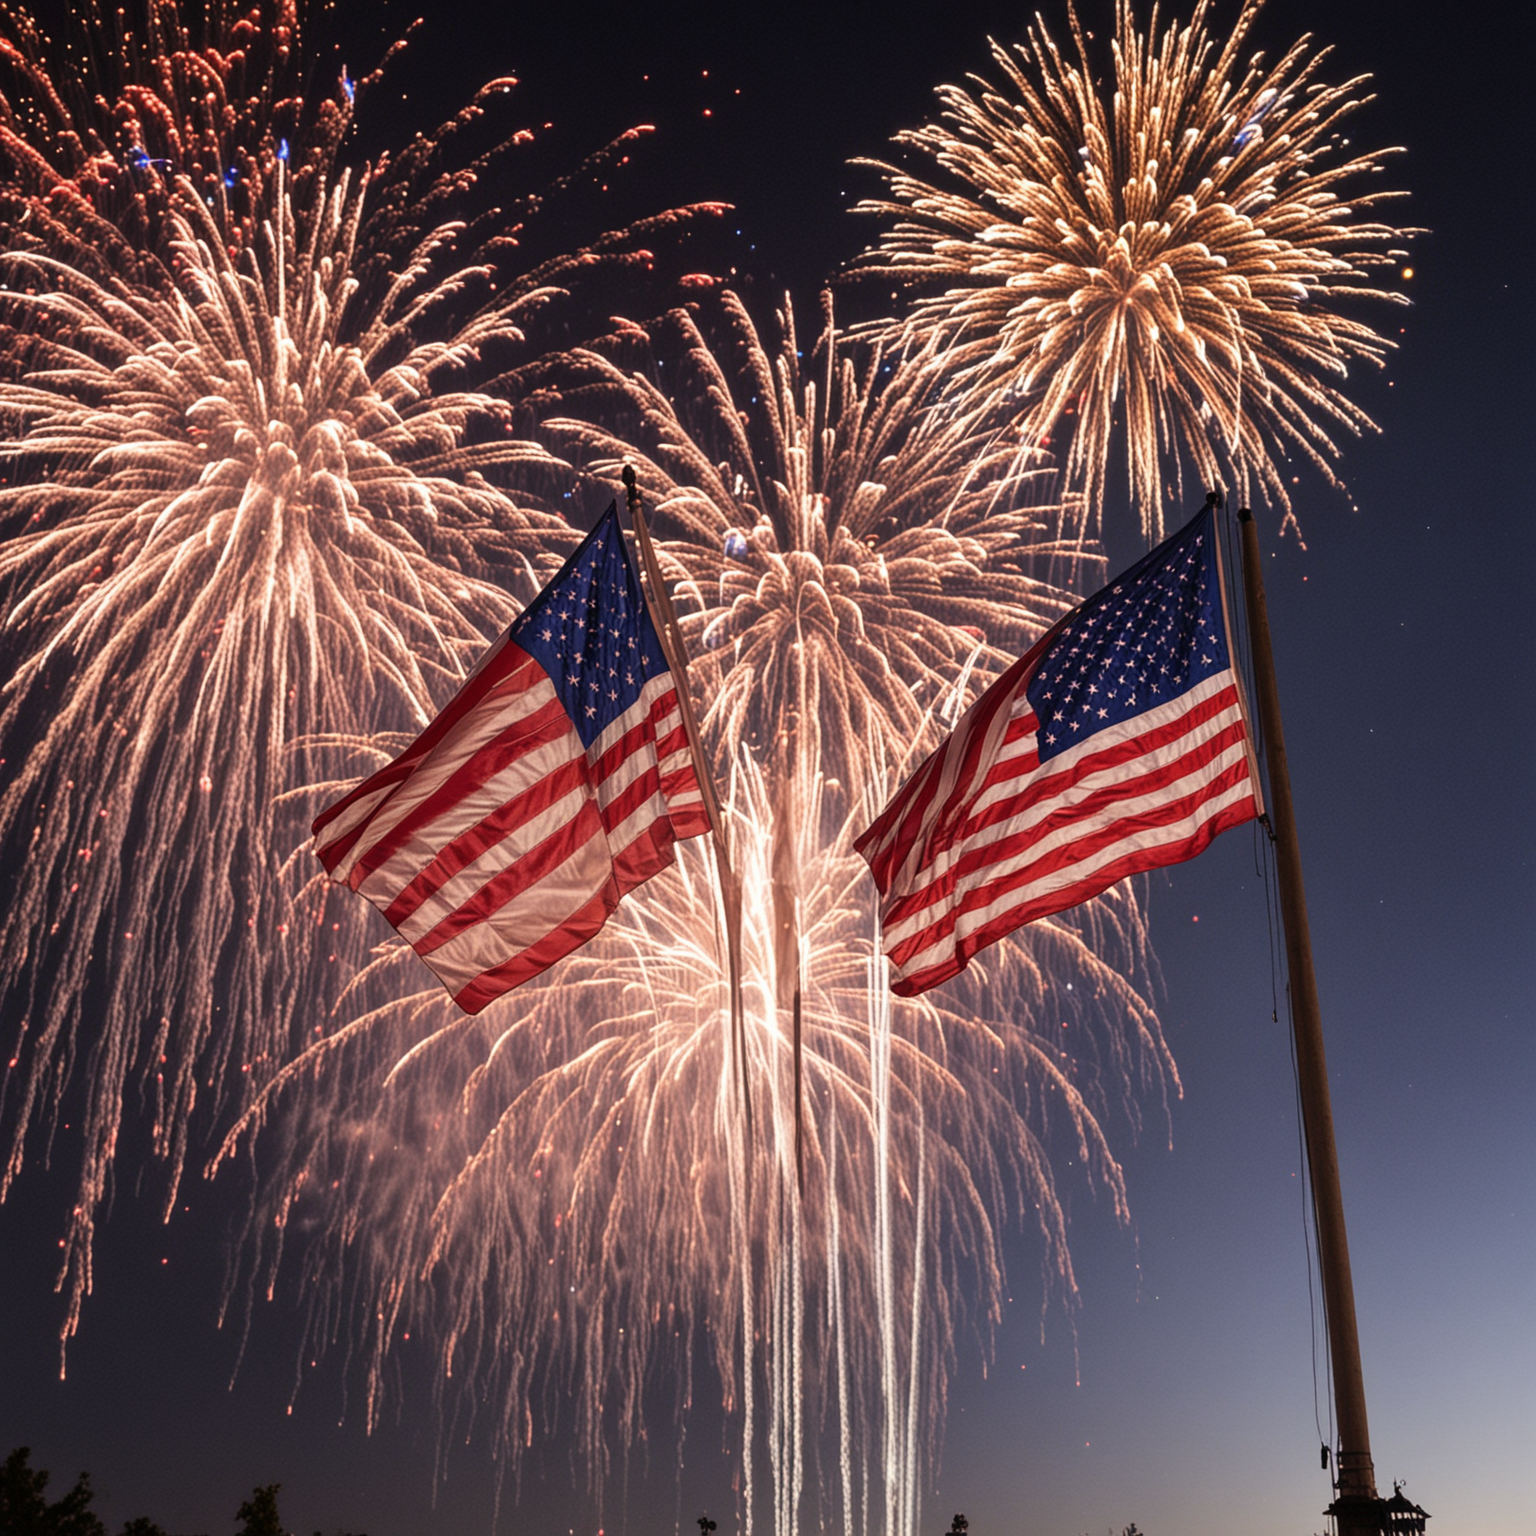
[1,0,1531,1534]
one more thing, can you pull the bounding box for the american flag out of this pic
[312,504,710,1013]
[855,506,1263,997]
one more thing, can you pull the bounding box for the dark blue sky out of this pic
[2,0,1531,1533]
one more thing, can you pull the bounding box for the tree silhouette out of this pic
[947,1517,969,1536]
[234,1486,284,1536]
[0,1446,106,1536]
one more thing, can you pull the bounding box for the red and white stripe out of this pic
[313,636,708,1013]
[856,654,1260,998]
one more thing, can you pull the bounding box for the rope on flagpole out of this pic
[622,465,753,1142]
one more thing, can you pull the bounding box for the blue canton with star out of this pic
[1026,506,1229,762]
[510,503,670,751]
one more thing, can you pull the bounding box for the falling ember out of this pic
[852,0,1417,540]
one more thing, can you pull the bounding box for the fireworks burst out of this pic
[852,0,1415,539]
[547,289,1087,799]
[0,0,713,1342]
[223,759,1166,1536]
[220,296,1173,1534]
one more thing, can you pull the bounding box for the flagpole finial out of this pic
[1237,506,1254,525]
[621,462,639,508]
[1205,488,1225,511]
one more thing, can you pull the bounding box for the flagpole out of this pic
[1236,506,1382,1536]
[622,465,726,844]
[622,466,753,1138]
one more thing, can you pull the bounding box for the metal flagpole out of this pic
[1236,505,1386,1536]
[622,466,753,1138]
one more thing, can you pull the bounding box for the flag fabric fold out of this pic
[855,505,1262,997]
[312,504,710,1013]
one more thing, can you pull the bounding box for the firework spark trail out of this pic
[852,0,1416,540]
[220,295,1174,1532]
[538,294,1178,1527]
[0,0,718,1344]
[222,752,1164,1535]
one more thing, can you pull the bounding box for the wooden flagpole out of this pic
[622,467,752,1137]
[1236,506,1384,1536]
